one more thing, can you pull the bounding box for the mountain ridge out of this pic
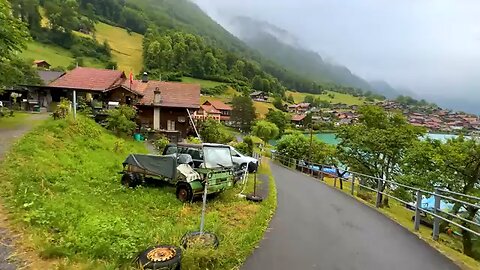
[225,16,406,98]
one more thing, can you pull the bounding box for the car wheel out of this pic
[121,172,140,188]
[240,163,248,172]
[176,183,193,202]
[135,245,182,270]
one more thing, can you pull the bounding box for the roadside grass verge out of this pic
[0,112,30,129]
[287,168,480,270]
[0,116,276,269]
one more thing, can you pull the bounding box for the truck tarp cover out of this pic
[123,154,176,178]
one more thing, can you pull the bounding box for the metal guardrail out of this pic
[271,152,480,240]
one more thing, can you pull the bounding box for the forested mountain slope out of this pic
[11,0,390,99]
[229,16,373,90]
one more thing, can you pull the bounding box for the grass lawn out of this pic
[94,22,144,74]
[21,41,106,69]
[286,90,366,106]
[253,101,276,119]
[0,116,276,269]
[283,167,480,270]
[182,77,226,88]
[21,41,74,68]
[0,112,30,129]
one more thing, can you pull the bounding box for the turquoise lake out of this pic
[271,133,464,146]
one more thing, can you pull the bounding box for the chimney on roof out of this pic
[154,87,161,105]
[142,72,148,83]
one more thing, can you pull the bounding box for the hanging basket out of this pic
[180,231,219,249]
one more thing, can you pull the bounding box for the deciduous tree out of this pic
[336,105,424,203]
[266,109,290,135]
[402,137,480,256]
[251,120,279,143]
[231,95,256,132]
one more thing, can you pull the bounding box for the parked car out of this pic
[163,143,258,173]
[229,146,258,173]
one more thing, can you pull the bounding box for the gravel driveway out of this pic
[0,113,48,269]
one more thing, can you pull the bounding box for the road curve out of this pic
[242,161,459,270]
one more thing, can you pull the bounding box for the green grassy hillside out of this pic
[287,90,366,106]
[94,22,144,73]
[0,116,276,269]
[20,41,105,69]
[181,77,226,88]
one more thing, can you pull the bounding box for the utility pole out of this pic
[73,90,77,120]
[308,123,313,163]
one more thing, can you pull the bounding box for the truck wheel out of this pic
[176,183,193,202]
[135,245,182,270]
[121,172,140,188]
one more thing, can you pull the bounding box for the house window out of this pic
[167,120,176,131]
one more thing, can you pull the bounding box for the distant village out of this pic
[2,61,479,136]
[285,98,480,134]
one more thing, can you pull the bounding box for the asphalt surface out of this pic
[242,161,460,270]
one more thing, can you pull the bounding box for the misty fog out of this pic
[194,0,480,113]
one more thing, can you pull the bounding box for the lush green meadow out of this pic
[0,116,276,269]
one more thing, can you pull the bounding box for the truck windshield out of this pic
[203,146,233,169]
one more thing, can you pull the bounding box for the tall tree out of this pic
[231,95,256,132]
[275,132,336,164]
[402,137,480,256]
[252,75,263,90]
[10,0,41,31]
[0,0,41,90]
[1,0,30,60]
[336,105,425,203]
[266,109,290,135]
[44,0,80,33]
[251,120,279,143]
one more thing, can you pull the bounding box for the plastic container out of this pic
[134,133,145,141]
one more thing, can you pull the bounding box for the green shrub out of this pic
[52,98,71,119]
[152,135,170,152]
[105,105,137,136]
[199,118,234,144]
[187,136,202,144]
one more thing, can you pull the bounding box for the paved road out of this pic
[0,113,48,269]
[242,162,460,270]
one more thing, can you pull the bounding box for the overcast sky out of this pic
[194,0,480,112]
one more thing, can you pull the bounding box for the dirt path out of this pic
[0,113,48,270]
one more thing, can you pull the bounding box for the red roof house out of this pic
[202,100,232,121]
[43,67,200,140]
[291,114,306,126]
[33,60,51,69]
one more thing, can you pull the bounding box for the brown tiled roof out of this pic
[34,60,49,65]
[132,80,200,109]
[203,100,232,111]
[49,67,125,91]
[201,105,221,114]
[291,114,306,121]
